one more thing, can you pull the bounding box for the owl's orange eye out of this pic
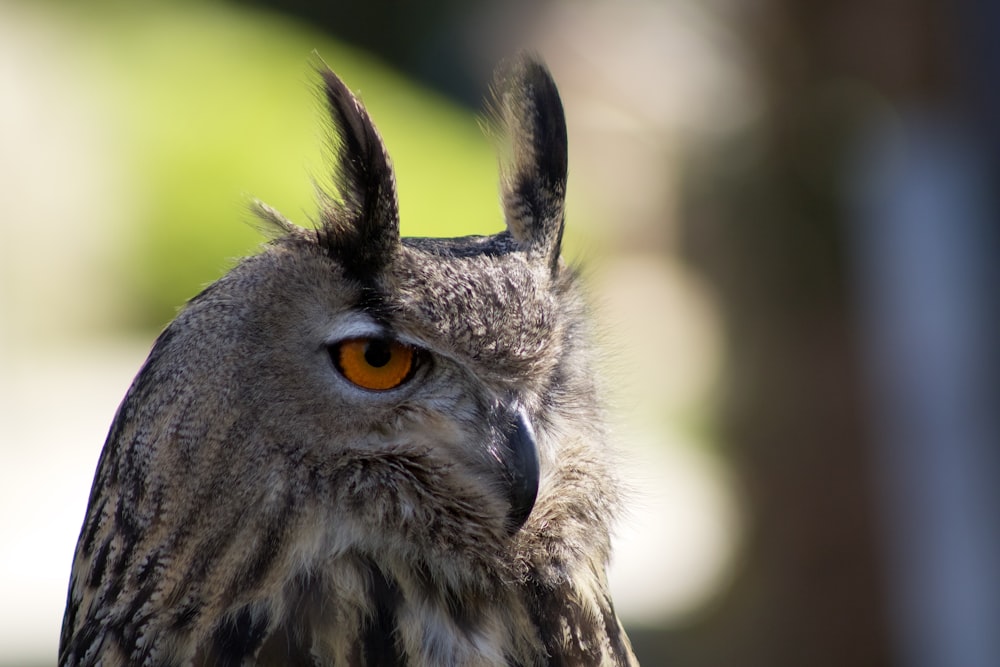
[332,338,417,391]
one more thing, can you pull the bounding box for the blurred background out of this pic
[1,0,998,665]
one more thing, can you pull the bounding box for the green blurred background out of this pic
[5,1,511,331]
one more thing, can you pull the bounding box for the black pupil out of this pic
[364,340,392,368]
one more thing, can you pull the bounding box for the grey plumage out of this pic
[59,54,638,667]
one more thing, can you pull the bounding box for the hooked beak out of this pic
[491,404,540,533]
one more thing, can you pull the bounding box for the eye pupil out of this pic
[364,340,392,368]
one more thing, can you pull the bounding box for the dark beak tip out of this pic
[503,408,540,533]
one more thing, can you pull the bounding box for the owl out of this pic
[59,54,638,667]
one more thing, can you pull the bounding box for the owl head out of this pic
[216,54,574,557]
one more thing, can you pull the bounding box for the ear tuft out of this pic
[316,61,400,277]
[250,199,302,238]
[490,54,568,272]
